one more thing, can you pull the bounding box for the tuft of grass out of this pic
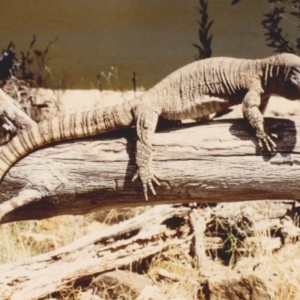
[0,207,149,265]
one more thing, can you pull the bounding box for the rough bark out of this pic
[0,116,300,223]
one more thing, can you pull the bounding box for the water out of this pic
[0,0,298,89]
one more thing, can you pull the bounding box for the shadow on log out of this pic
[0,116,299,224]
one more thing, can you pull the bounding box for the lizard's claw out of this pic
[256,130,277,155]
[132,167,160,201]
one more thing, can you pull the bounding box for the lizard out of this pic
[0,52,299,203]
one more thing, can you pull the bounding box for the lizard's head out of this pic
[289,65,300,89]
[284,64,300,100]
[278,53,300,100]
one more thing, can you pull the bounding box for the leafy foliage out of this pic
[233,0,300,54]
[262,5,300,54]
[0,35,58,88]
[193,0,213,60]
[262,7,295,53]
[0,43,18,85]
[195,0,300,58]
[18,35,58,86]
[231,0,242,5]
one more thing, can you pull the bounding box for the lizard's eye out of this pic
[289,67,300,88]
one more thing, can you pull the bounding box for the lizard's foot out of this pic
[256,129,277,155]
[132,166,160,201]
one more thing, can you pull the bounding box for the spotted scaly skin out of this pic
[0,53,300,201]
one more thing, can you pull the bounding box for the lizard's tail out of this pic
[0,103,134,180]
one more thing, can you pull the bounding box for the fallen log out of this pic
[0,200,299,299]
[0,116,299,223]
[0,205,191,300]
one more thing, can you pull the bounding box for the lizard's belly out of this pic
[161,95,232,120]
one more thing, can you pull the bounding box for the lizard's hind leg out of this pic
[132,105,160,201]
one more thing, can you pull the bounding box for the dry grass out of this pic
[147,244,201,300]
[0,215,101,264]
[0,207,150,265]
[1,204,300,300]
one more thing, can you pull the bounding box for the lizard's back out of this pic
[152,57,258,120]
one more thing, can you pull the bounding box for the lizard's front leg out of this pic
[242,89,277,154]
[132,104,160,201]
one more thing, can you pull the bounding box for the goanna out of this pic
[0,53,300,200]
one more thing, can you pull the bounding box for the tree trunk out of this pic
[0,116,299,223]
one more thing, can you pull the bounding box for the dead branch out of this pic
[0,116,300,224]
[0,200,298,300]
[0,89,36,130]
[0,205,191,300]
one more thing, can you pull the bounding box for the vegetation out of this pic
[193,0,213,60]
[0,1,300,299]
[194,0,300,59]
[2,202,300,299]
[262,0,300,54]
[0,36,59,89]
